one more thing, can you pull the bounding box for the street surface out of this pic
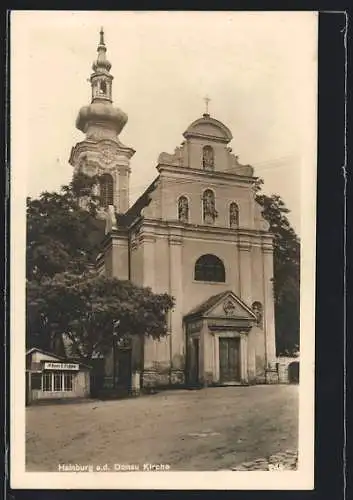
[26,385,298,471]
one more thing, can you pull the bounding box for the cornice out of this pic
[261,242,274,254]
[168,235,183,246]
[184,132,229,144]
[141,218,271,241]
[138,232,156,244]
[101,229,128,249]
[101,217,273,253]
[208,320,253,332]
[238,241,251,252]
[156,164,256,185]
[69,138,135,166]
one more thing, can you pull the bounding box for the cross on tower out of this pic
[204,95,211,115]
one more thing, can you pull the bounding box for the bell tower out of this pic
[90,28,113,103]
[69,28,135,215]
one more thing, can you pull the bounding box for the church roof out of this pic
[120,177,159,226]
[186,291,230,317]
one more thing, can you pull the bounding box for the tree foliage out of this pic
[26,173,103,281]
[27,271,174,360]
[255,179,300,355]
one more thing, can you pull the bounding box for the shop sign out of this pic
[43,362,79,371]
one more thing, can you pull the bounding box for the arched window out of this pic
[203,189,217,225]
[178,196,189,223]
[252,301,263,327]
[202,145,214,170]
[229,202,239,228]
[194,254,225,282]
[99,173,114,208]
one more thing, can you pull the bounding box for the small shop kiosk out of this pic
[26,348,91,405]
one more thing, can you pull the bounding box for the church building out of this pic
[69,29,277,390]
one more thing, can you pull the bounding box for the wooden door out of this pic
[219,338,240,382]
[117,349,132,391]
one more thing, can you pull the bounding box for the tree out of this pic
[255,180,300,355]
[27,271,174,360]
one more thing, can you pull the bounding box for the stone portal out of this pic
[185,290,258,386]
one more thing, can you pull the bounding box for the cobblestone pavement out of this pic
[26,385,298,471]
[231,449,298,471]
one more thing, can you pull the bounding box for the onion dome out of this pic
[75,28,128,137]
[76,102,128,135]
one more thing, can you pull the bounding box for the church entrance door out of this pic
[219,338,240,383]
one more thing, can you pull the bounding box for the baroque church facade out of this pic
[69,30,277,390]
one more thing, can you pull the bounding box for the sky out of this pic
[11,11,318,234]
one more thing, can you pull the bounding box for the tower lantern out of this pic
[90,27,113,103]
[69,28,135,215]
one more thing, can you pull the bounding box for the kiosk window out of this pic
[42,372,75,392]
[63,373,73,391]
[42,372,52,391]
[53,373,62,391]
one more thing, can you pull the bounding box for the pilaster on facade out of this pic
[141,230,157,371]
[168,229,184,370]
[103,229,129,280]
[213,333,220,382]
[198,320,208,385]
[113,242,129,280]
[238,239,252,307]
[239,332,249,383]
[140,233,156,289]
[118,167,131,213]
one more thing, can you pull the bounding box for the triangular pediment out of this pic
[185,291,257,321]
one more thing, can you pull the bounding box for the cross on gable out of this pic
[204,95,211,114]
